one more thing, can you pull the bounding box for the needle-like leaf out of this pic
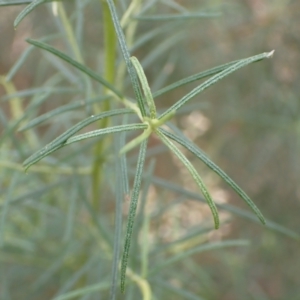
[156,128,219,229]
[0,0,33,5]
[159,50,274,120]
[106,0,147,117]
[153,59,241,98]
[121,139,148,292]
[149,240,249,276]
[23,109,135,170]
[14,0,47,28]
[133,12,221,21]
[131,56,156,118]
[19,96,110,131]
[160,127,266,224]
[26,39,123,99]
[65,123,147,145]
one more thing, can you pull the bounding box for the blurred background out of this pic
[0,0,299,299]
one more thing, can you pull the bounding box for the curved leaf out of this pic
[26,39,123,98]
[160,127,266,225]
[156,128,219,229]
[153,59,240,98]
[23,109,135,170]
[121,139,148,292]
[149,240,249,276]
[159,50,274,120]
[131,56,156,118]
[66,123,147,145]
[14,0,47,28]
[106,0,147,117]
[19,96,110,131]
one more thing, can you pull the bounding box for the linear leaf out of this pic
[14,0,47,28]
[149,240,249,276]
[156,128,219,229]
[160,127,266,225]
[0,173,20,247]
[133,12,221,21]
[6,33,63,81]
[0,91,51,146]
[19,96,110,131]
[6,46,33,81]
[153,59,240,98]
[106,0,147,117]
[66,123,147,145]
[23,109,135,170]
[129,23,174,53]
[109,134,126,300]
[1,87,77,101]
[55,256,99,296]
[131,56,156,118]
[150,176,300,240]
[121,139,148,292]
[159,50,274,120]
[0,0,32,5]
[141,33,182,71]
[52,282,111,300]
[26,39,123,98]
[155,280,206,300]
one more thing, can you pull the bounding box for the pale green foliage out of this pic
[0,1,295,299]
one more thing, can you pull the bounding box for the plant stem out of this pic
[91,0,117,211]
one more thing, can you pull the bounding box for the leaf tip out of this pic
[266,50,275,58]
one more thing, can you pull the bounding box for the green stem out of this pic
[91,0,117,211]
[57,2,83,63]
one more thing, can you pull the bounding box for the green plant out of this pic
[0,1,298,299]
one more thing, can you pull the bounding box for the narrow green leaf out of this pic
[106,0,147,117]
[155,279,206,300]
[6,46,33,81]
[26,39,123,98]
[23,109,135,170]
[139,160,156,278]
[121,139,148,292]
[156,128,219,229]
[1,87,77,101]
[63,179,78,242]
[14,0,47,28]
[6,34,63,81]
[119,115,130,196]
[109,135,126,300]
[119,126,151,155]
[159,50,275,120]
[0,178,70,208]
[153,59,240,98]
[130,56,156,118]
[219,203,299,239]
[149,240,249,276]
[0,173,20,247]
[55,256,99,296]
[0,91,51,146]
[129,23,175,53]
[160,127,266,225]
[19,96,110,131]
[52,282,111,300]
[65,123,147,145]
[78,183,113,246]
[150,176,300,240]
[133,12,221,21]
[0,0,32,5]
[141,33,182,71]
[32,243,79,290]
